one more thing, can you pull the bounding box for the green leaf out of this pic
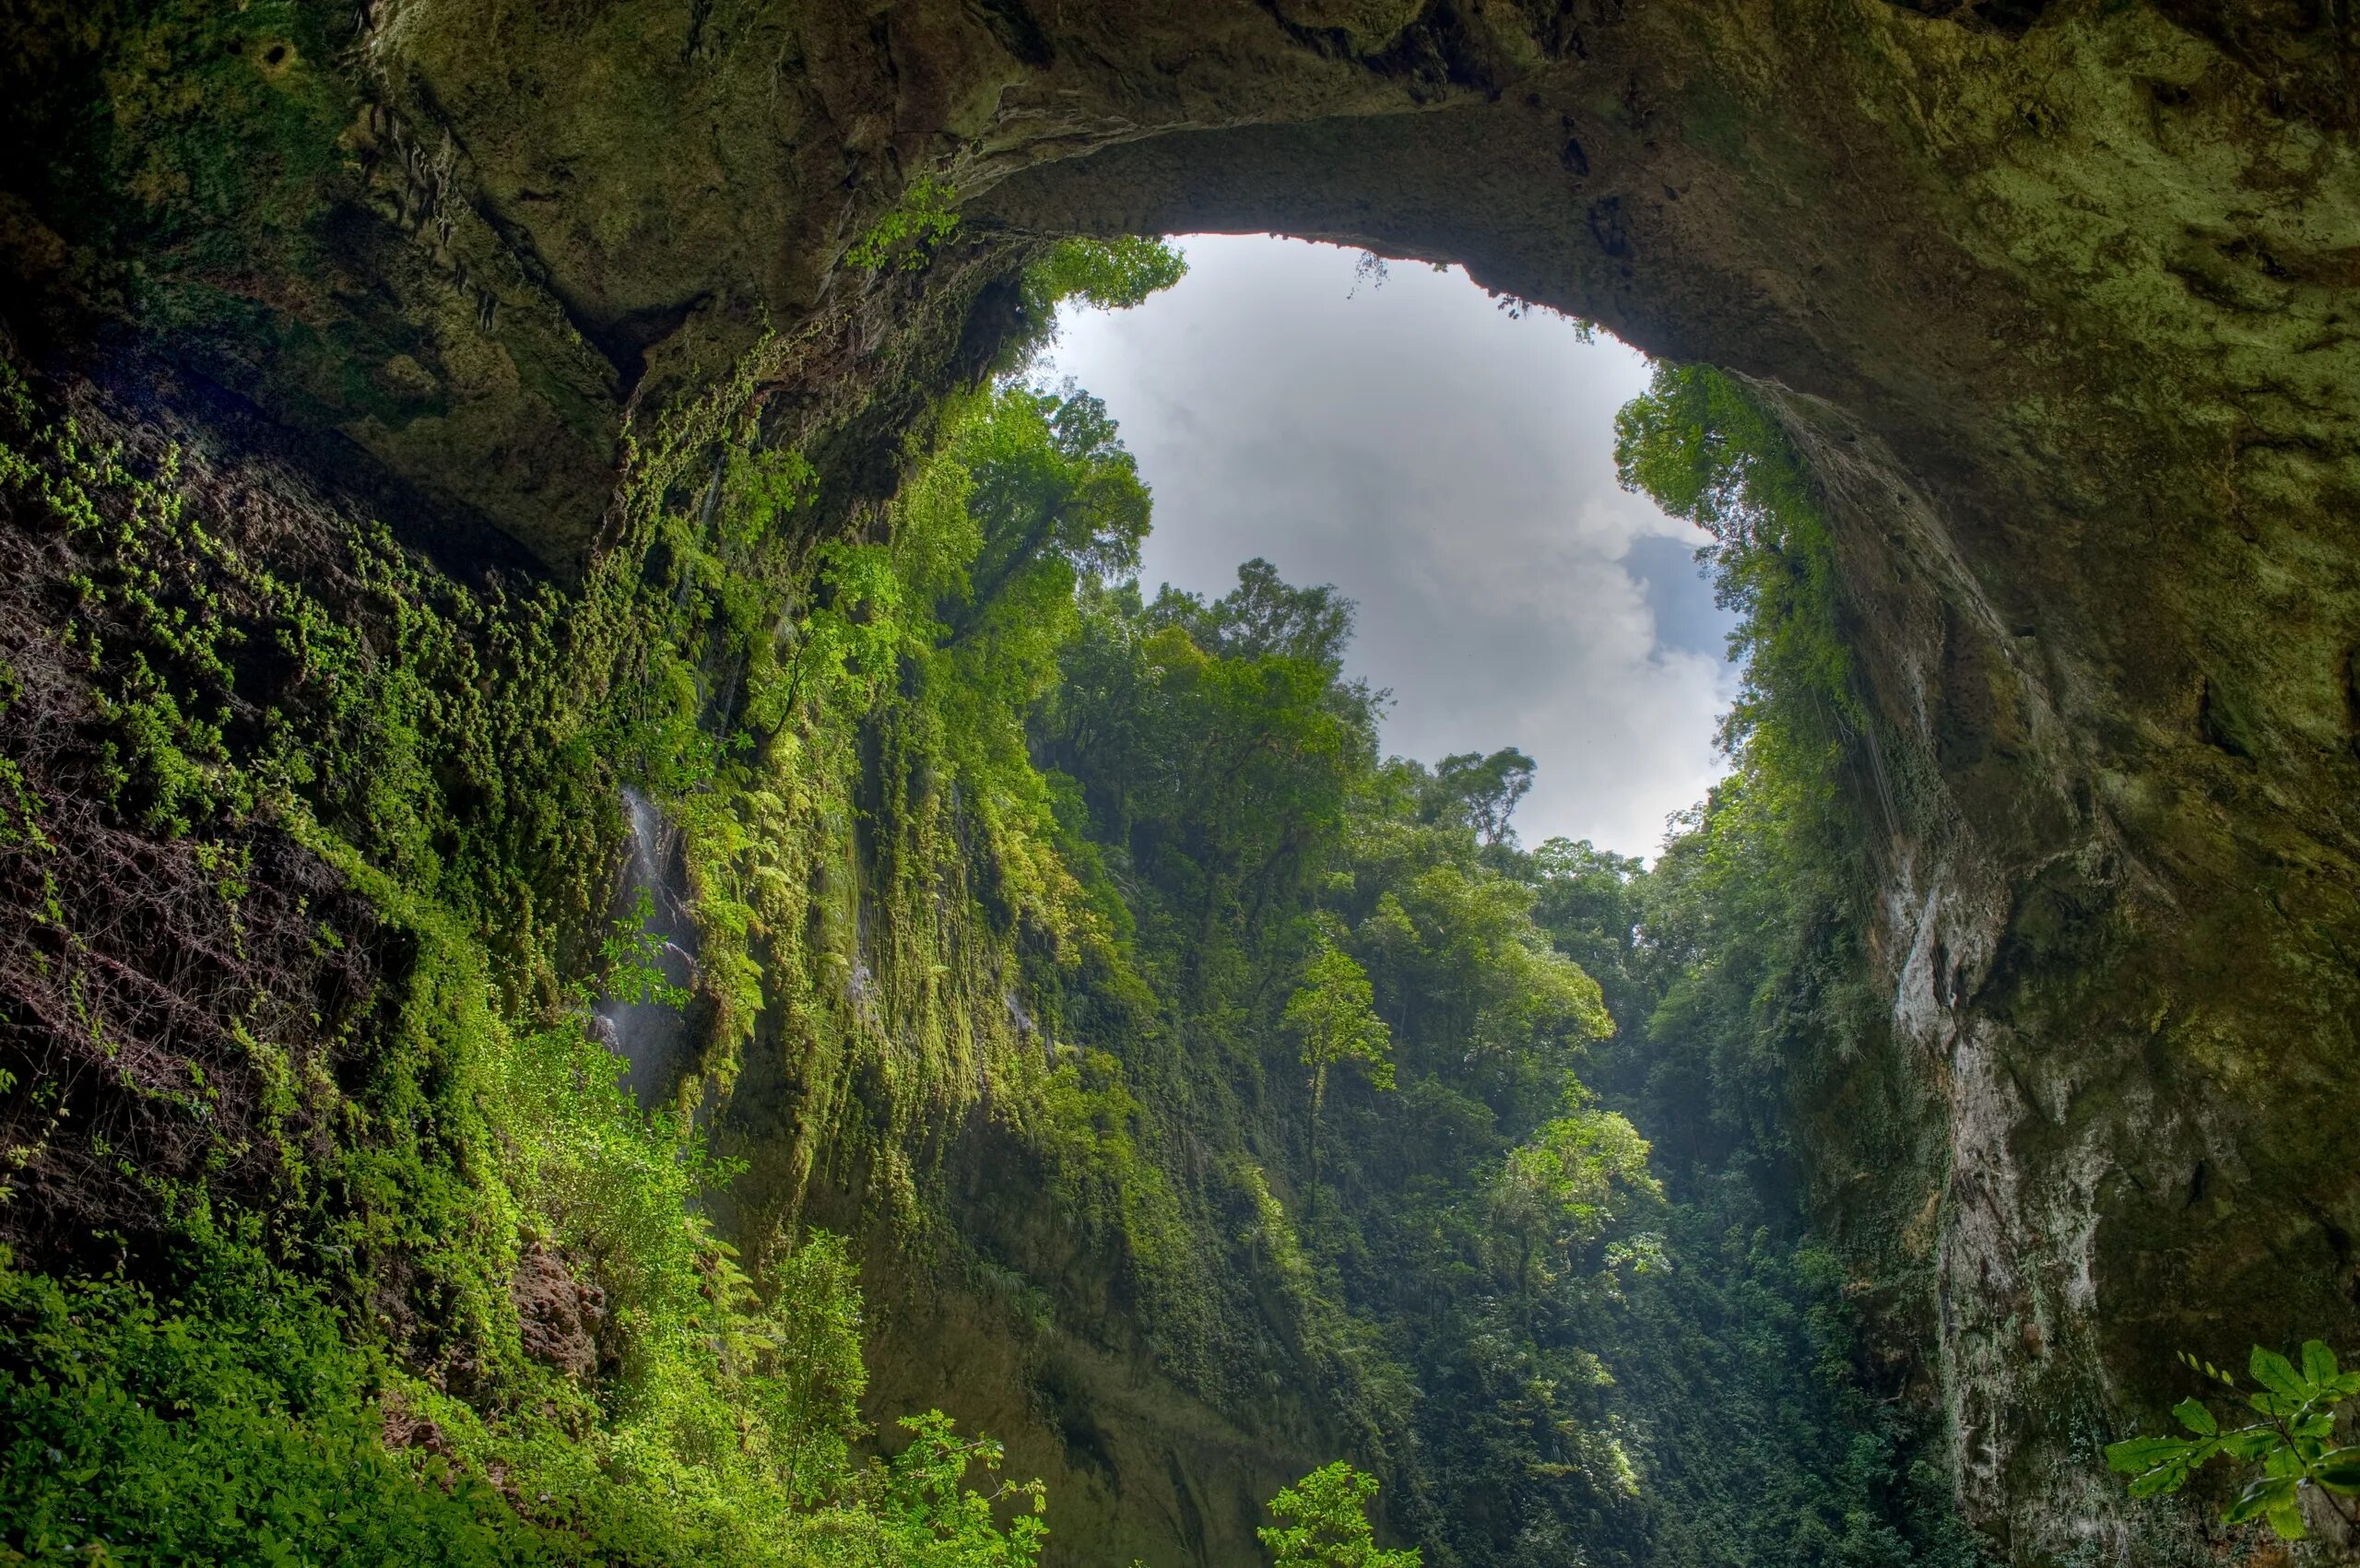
[2266,1499,2308,1541]
[2301,1341,2340,1386]
[2106,1437,2195,1476]
[2311,1447,2360,1493]
[2181,1353,2236,1388]
[2172,1397,2218,1436]
[2223,1429,2283,1462]
[2224,1476,2295,1526]
[2115,1434,2218,1498]
[2250,1347,2306,1403]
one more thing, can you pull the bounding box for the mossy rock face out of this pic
[7,0,2360,1561]
[1268,0,1432,53]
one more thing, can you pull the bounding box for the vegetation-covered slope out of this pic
[0,181,2011,1567]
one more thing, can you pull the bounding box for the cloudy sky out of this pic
[1042,234,1736,861]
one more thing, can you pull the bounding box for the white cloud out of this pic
[1042,234,1737,861]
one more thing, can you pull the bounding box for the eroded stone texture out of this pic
[6,0,2360,1560]
[513,1240,610,1383]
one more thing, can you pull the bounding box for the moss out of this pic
[0,343,1069,1562]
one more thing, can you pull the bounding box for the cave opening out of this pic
[1034,232,1738,860]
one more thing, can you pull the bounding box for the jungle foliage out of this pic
[0,229,1981,1568]
[1261,1463,1422,1568]
[946,359,1985,1566]
[0,240,1185,1566]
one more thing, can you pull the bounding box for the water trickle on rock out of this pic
[594,786,699,1107]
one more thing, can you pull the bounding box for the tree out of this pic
[1282,943,1393,1220]
[849,1410,1049,1567]
[941,384,1151,643]
[1150,558,1360,672]
[1491,1104,1660,1293]
[1430,747,1535,847]
[1021,236,1189,319]
[1611,362,1858,772]
[1524,836,1649,1033]
[1345,857,1611,1102]
[1035,569,1380,1008]
[1259,1462,1421,1568]
[748,1229,868,1506]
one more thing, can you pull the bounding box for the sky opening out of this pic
[1042,233,1737,861]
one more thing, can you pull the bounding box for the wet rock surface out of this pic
[595,787,699,1108]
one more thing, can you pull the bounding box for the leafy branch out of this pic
[2106,1342,2360,1544]
[598,887,691,1010]
[1259,1462,1420,1568]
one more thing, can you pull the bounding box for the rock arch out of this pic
[6,0,2359,1556]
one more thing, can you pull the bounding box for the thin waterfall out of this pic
[592,786,699,1107]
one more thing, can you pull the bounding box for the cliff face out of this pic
[6,0,2360,1561]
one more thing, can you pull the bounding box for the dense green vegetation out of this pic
[1585,366,1981,1568]
[0,222,1983,1568]
[0,376,1051,1567]
[0,242,1162,1566]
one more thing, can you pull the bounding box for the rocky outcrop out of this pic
[7,0,2360,1560]
[512,1240,611,1383]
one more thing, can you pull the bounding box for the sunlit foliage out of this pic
[0,256,1989,1568]
[2107,1343,2360,1544]
[1260,1463,1421,1568]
